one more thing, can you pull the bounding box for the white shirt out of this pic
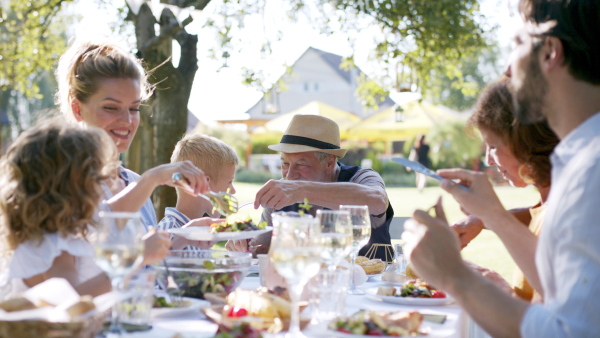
[1,232,102,300]
[521,112,600,337]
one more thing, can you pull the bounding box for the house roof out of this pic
[241,46,394,118]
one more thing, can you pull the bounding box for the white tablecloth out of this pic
[125,276,470,337]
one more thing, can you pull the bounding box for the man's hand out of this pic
[254,180,304,209]
[225,239,250,252]
[438,169,506,223]
[451,216,485,249]
[402,199,467,292]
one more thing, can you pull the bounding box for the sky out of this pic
[72,0,523,123]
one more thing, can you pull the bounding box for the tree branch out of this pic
[140,10,192,53]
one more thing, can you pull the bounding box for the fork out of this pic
[161,259,183,306]
[171,172,239,215]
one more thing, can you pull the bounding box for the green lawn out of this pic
[231,181,540,281]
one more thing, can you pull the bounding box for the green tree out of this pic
[427,120,482,170]
[207,0,489,109]
[426,46,501,111]
[0,0,73,149]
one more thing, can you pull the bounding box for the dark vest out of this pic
[280,163,393,261]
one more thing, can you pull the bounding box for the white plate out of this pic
[366,288,454,306]
[366,273,383,281]
[168,226,272,241]
[151,297,210,318]
[326,328,452,338]
[372,273,413,286]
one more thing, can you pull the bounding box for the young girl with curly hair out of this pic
[0,120,119,299]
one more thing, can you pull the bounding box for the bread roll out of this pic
[355,256,369,264]
[0,297,36,312]
[358,258,386,275]
[65,296,96,319]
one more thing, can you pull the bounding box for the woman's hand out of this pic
[142,227,171,265]
[146,161,210,196]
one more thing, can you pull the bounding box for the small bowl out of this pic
[155,250,251,300]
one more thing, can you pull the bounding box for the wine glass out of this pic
[270,211,322,338]
[340,205,371,295]
[90,211,146,336]
[316,210,352,271]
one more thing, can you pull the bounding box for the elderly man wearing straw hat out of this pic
[226,114,393,260]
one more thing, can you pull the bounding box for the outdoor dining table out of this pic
[123,274,474,338]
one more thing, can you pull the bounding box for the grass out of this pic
[231,181,540,281]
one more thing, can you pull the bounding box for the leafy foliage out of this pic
[0,0,73,98]
[427,120,482,170]
[206,0,490,106]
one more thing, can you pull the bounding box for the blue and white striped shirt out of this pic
[157,207,199,251]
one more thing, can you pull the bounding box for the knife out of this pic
[392,157,468,190]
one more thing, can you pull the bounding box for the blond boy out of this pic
[158,134,238,250]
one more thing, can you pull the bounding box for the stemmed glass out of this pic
[90,211,146,336]
[270,212,322,338]
[316,210,352,271]
[340,205,371,295]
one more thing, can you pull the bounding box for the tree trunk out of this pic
[126,3,198,221]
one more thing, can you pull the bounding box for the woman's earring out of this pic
[518,164,535,185]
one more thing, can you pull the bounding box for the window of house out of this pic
[314,83,319,92]
[304,83,309,92]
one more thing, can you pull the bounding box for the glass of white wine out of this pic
[340,205,371,295]
[91,211,146,336]
[270,211,322,338]
[316,210,352,271]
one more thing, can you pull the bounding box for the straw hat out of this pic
[268,114,348,158]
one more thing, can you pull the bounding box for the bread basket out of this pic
[0,310,108,338]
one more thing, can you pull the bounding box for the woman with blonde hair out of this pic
[55,40,212,252]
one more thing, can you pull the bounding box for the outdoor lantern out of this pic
[221,51,230,68]
[394,106,405,122]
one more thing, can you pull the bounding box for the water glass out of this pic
[90,211,146,336]
[340,205,371,295]
[270,211,321,338]
[308,267,350,325]
[258,254,287,289]
[118,269,156,326]
[316,210,352,270]
[394,243,408,274]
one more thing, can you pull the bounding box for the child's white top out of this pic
[3,232,102,299]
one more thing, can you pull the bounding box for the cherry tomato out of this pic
[226,306,248,317]
[431,290,446,298]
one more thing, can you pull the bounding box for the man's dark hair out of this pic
[519,0,600,84]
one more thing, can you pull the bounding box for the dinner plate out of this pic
[367,273,383,281]
[366,288,454,306]
[372,273,413,286]
[326,328,453,338]
[167,226,272,241]
[151,297,210,318]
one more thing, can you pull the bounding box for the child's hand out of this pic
[142,227,171,265]
[147,161,209,195]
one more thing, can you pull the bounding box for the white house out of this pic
[242,47,394,124]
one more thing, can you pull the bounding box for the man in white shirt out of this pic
[401,0,600,337]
